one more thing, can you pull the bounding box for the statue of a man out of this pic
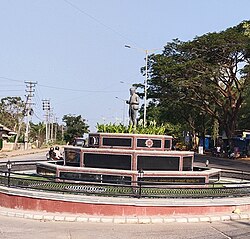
[126,87,139,127]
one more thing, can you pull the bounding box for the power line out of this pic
[0,76,23,82]
[38,83,123,93]
[0,84,23,87]
[33,102,44,119]
[0,90,23,92]
[0,75,124,93]
[36,85,45,103]
[62,0,140,48]
[33,112,44,122]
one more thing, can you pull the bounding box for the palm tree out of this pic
[29,122,46,147]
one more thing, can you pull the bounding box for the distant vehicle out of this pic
[72,137,86,147]
[46,146,64,161]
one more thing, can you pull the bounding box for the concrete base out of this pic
[1,186,250,216]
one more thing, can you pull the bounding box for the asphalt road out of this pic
[4,150,250,173]
[0,216,250,239]
[194,154,250,172]
[4,152,47,162]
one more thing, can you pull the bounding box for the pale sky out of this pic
[0,0,249,131]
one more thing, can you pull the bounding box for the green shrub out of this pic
[96,121,167,135]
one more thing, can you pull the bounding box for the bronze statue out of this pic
[126,87,139,127]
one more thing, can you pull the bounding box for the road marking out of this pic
[210,226,232,239]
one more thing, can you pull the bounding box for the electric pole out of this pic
[61,125,64,142]
[24,81,37,150]
[54,117,58,142]
[50,108,54,143]
[42,99,51,144]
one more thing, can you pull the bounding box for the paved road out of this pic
[194,154,250,172]
[2,149,250,172]
[4,151,250,171]
[0,149,250,172]
[0,215,249,239]
[3,151,47,162]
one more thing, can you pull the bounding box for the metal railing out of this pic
[1,169,250,199]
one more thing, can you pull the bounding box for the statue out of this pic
[126,87,139,127]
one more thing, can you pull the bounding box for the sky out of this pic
[0,0,250,132]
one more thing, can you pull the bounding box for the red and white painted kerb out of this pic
[1,186,250,217]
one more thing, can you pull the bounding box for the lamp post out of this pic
[119,81,131,86]
[125,45,161,127]
[115,96,126,125]
[6,160,12,187]
[138,168,144,198]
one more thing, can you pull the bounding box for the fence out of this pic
[1,169,250,199]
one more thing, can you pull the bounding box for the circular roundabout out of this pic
[0,160,250,217]
[1,133,250,217]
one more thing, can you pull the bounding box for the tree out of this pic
[62,114,89,143]
[29,122,46,147]
[144,21,250,143]
[0,96,26,148]
[0,97,25,130]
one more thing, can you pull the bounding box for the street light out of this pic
[138,168,144,198]
[6,160,12,187]
[119,81,131,86]
[125,45,161,127]
[115,96,126,125]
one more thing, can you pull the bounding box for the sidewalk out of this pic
[0,206,249,224]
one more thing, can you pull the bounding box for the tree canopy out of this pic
[144,21,250,144]
[62,114,89,143]
[0,96,26,147]
[0,96,25,131]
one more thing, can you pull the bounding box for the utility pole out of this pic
[115,97,126,125]
[42,99,51,144]
[61,125,64,142]
[144,50,148,127]
[50,108,54,143]
[54,117,58,142]
[24,81,37,150]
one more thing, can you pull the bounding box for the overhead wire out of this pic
[33,112,44,122]
[0,84,23,87]
[0,90,23,92]
[0,76,123,93]
[38,83,123,93]
[0,76,23,83]
[1,0,140,122]
[62,0,140,49]
[33,97,43,118]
